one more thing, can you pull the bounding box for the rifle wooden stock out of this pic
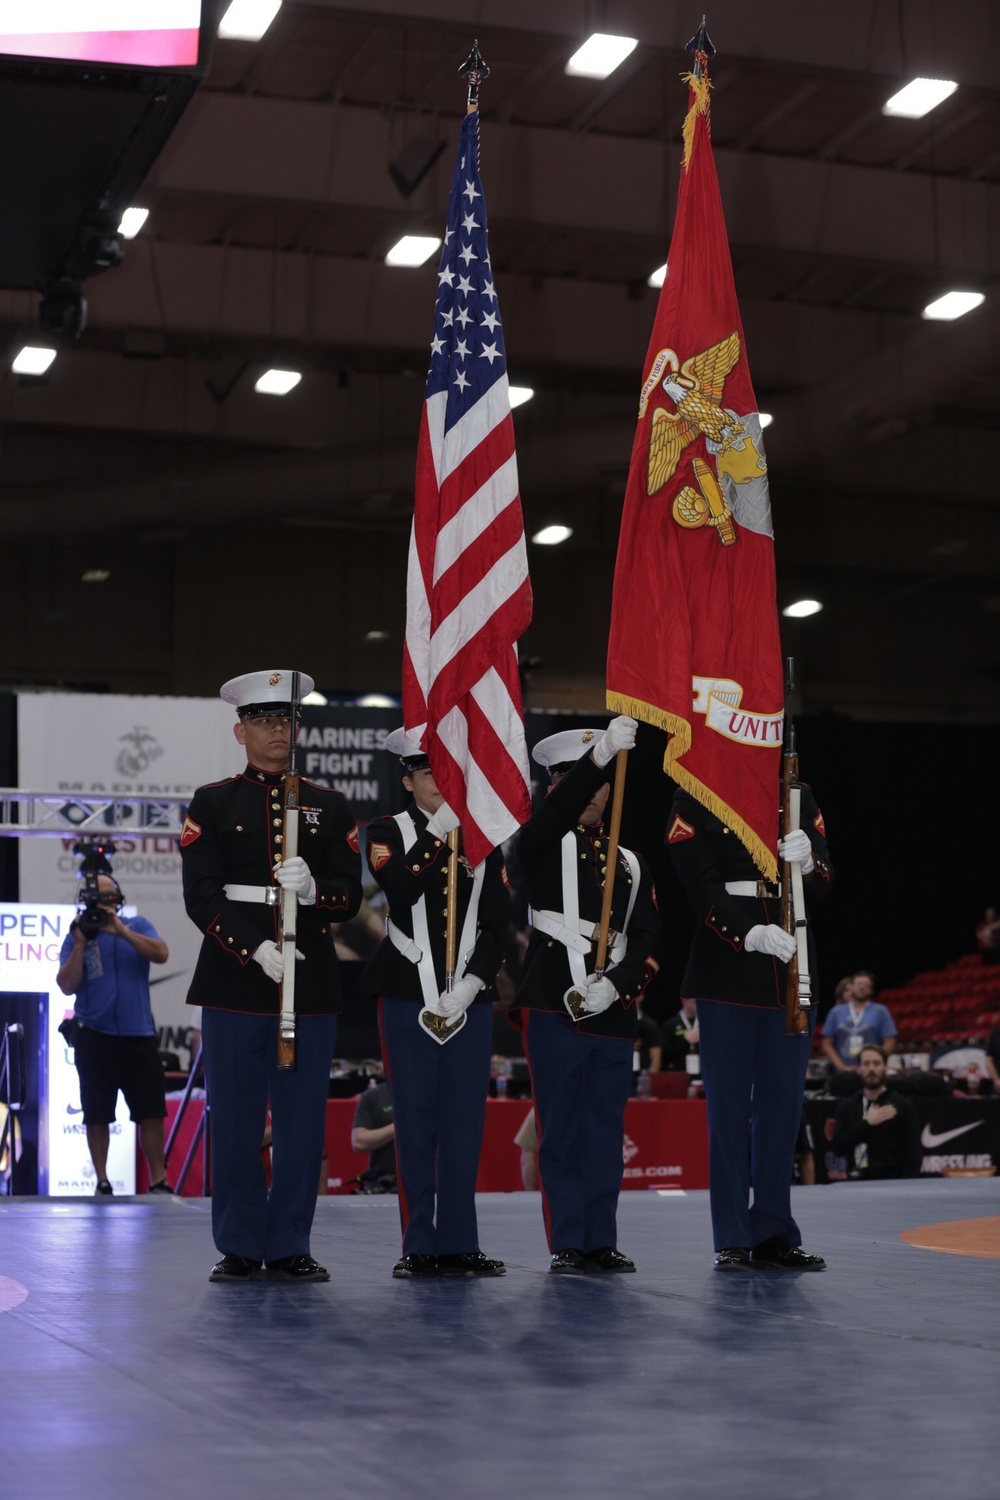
[565,748,628,1021]
[277,770,299,1070]
[780,751,811,1037]
[417,826,466,1044]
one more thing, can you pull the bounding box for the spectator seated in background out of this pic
[351,1076,396,1191]
[976,906,1000,966]
[830,1045,921,1180]
[821,972,897,1073]
[660,996,699,1072]
[986,1027,1000,1096]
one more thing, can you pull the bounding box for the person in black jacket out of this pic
[361,730,509,1280]
[831,1045,921,1178]
[513,717,663,1275]
[181,669,362,1283]
[668,781,832,1272]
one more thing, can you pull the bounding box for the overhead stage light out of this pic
[565,33,638,80]
[365,630,390,642]
[218,0,282,41]
[118,207,149,240]
[385,235,442,267]
[357,694,397,708]
[532,525,573,546]
[508,386,535,409]
[647,263,667,289]
[922,290,985,321]
[301,690,328,706]
[81,569,110,584]
[758,412,773,429]
[254,368,301,395]
[883,78,957,119]
[782,599,823,619]
[12,346,56,376]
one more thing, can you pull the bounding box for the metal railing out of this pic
[0,1023,26,1196]
[163,1045,211,1195]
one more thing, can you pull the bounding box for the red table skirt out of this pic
[149,1096,709,1197]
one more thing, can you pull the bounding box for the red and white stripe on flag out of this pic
[403,377,533,868]
[402,108,532,868]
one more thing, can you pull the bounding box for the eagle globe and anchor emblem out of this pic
[638,331,773,548]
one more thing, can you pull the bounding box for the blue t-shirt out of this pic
[822,1001,897,1065]
[58,916,160,1037]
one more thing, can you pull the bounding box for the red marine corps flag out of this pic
[606,25,783,883]
[402,46,533,869]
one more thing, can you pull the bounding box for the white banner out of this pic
[17,694,241,1060]
[1,901,136,1195]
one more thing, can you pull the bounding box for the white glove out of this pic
[434,973,484,1019]
[274,856,316,904]
[744,925,797,962]
[777,829,815,875]
[592,716,638,769]
[252,939,304,984]
[426,801,460,840]
[577,973,619,1015]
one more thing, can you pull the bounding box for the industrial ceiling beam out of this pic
[150,96,1000,278]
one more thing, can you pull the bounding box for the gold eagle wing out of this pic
[681,332,741,405]
[647,409,697,496]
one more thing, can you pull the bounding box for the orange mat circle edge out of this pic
[899,1216,1000,1260]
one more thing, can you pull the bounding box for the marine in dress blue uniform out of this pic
[181,669,363,1282]
[667,782,832,1270]
[513,718,663,1274]
[361,730,510,1279]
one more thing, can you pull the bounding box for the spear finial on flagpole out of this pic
[459,39,490,114]
[684,16,716,78]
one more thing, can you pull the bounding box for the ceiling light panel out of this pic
[882,78,957,118]
[922,291,984,321]
[218,0,282,42]
[565,34,638,80]
[385,235,441,267]
[532,525,573,546]
[255,368,301,395]
[12,346,56,375]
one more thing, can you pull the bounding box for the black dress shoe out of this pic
[583,1247,636,1273]
[265,1255,330,1281]
[94,1180,113,1197]
[713,1247,752,1272]
[750,1237,826,1272]
[147,1180,173,1195]
[549,1249,588,1274]
[437,1251,506,1277]
[392,1254,439,1279]
[209,1253,262,1282]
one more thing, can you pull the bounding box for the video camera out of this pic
[72,839,121,940]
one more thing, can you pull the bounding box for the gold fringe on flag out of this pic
[680,70,711,172]
[606,689,779,885]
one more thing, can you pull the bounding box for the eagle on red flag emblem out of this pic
[606,40,783,884]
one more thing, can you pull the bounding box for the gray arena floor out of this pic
[1,1181,997,1500]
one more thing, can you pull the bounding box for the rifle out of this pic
[781,658,811,1036]
[564,747,629,1021]
[277,671,301,1070]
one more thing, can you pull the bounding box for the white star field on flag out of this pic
[425,119,506,429]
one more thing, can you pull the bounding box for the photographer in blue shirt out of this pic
[57,874,171,1195]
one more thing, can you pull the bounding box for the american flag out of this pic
[402,108,533,868]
